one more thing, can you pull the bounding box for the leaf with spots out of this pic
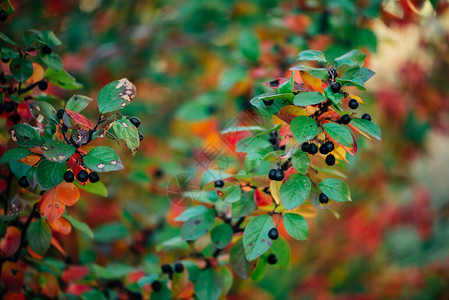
[181,208,215,241]
[27,219,52,256]
[210,223,233,249]
[83,146,124,173]
[40,52,63,70]
[0,226,21,257]
[290,116,318,145]
[10,124,43,147]
[29,101,57,124]
[65,95,93,113]
[243,214,275,261]
[9,57,33,82]
[40,188,66,223]
[1,261,24,293]
[41,140,76,163]
[45,68,83,90]
[36,160,66,190]
[97,78,136,114]
[109,118,140,155]
[65,109,92,129]
[49,217,72,235]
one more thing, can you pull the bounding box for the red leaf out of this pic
[0,227,21,257]
[51,237,66,256]
[254,189,272,207]
[27,245,43,260]
[66,284,92,296]
[2,291,25,300]
[40,188,65,223]
[62,266,90,283]
[49,217,72,235]
[1,261,24,293]
[65,110,92,129]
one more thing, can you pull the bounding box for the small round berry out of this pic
[1,58,10,63]
[18,176,29,188]
[319,193,329,204]
[88,172,100,183]
[301,143,310,152]
[64,170,74,183]
[267,254,277,265]
[9,114,20,124]
[206,105,217,114]
[361,113,371,121]
[214,180,224,188]
[324,141,334,153]
[340,114,351,125]
[348,99,359,109]
[268,169,277,180]
[0,104,4,114]
[76,170,89,183]
[174,263,184,273]
[129,117,141,128]
[330,82,341,93]
[41,45,52,55]
[325,154,335,166]
[56,109,65,120]
[161,264,173,274]
[154,169,163,178]
[319,144,329,155]
[308,143,318,155]
[64,255,73,264]
[279,145,286,151]
[4,101,15,113]
[268,228,279,240]
[0,10,7,22]
[263,100,274,106]
[273,169,284,181]
[138,132,143,142]
[38,81,48,91]
[151,280,162,292]
[268,136,277,145]
[61,124,68,132]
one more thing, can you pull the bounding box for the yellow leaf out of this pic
[333,147,349,164]
[349,94,364,105]
[270,180,282,205]
[300,71,324,93]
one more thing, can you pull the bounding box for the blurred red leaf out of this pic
[0,227,21,257]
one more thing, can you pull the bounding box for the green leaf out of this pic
[279,174,311,210]
[293,91,326,106]
[239,30,260,62]
[83,146,124,173]
[181,209,215,241]
[0,147,30,163]
[210,223,233,249]
[174,205,209,222]
[97,79,136,114]
[1,47,19,60]
[255,237,290,274]
[297,50,326,63]
[9,57,33,82]
[40,52,63,70]
[74,181,108,197]
[29,101,57,124]
[220,126,265,134]
[290,150,310,175]
[324,86,344,110]
[278,72,294,94]
[38,30,62,47]
[109,118,140,155]
[82,289,106,300]
[41,140,76,163]
[323,122,354,148]
[319,178,351,202]
[66,95,93,112]
[36,160,66,190]
[27,219,52,256]
[9,161,31,179]
[195,268,223,300]
[245,147,271,173]
[223,185,242,203]
[93,222,129,242]
[351,118,381,140]
[236,135,272,153]
[335,49,367,67]
[64,214,94,239]
[250,92,293,115]
[283,213,309,240]
[0,33,17,46]
[336,67,375,90]
[243,215,275,261]
[11,124,43,147]
[231,191,256,219]
[290,116,318,144]
[45,68,83,90]
[229,238,257,279]
[289,65,329,80]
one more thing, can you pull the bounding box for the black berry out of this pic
[155,169,163,178]
[267,254,277,265]
[279,145,286,151]
[214,180,224,188]
[325,154,335,166]
[324,141,334,153]
[340,114,351,125]
[4,101,15,113]
[268,169,277,180]
[56,109,65,120]
[361,113,371,121]
[308,143,318,155]
[9,114,20,124]
[319,144,329,155]
[319,193,329,204]
[273,169,284,181]
[263,100,274,106]
[88,172,100,183]
[41,45,52,55]
[18,176,29,188]
[1,58,10,63]
[138,132,143,141]
[0,10,7,22]
[301,143,310,152]
[206,105,217,114]
[64,170,74,183]
[151,280,162,292]
[268,228,279,240]
[348,99,359,109]
[161,264,173,274]
[174,263,184,273]
[76,170,89,183]
[38,81,48,91]
[330,82,341,93]
[268,135,277,145]
[129,117,141,128]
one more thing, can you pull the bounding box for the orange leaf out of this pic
[39,273,60,298]
[61,266,90,283]
[40,188,65,223]
[347,124,371,140]
[277,105,307,124]
[299,71,324,93]
[51,237,66,256]
[27,245,43,259]
[0,227,21,257]
[18,154,42,166]
[26,63,45,84]
[1,261,24,293]
[318,111,341,122]
[55,182,80,206]
[49,217,72,235]
[254,189,272,207]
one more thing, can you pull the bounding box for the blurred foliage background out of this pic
[2,0,449,298]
